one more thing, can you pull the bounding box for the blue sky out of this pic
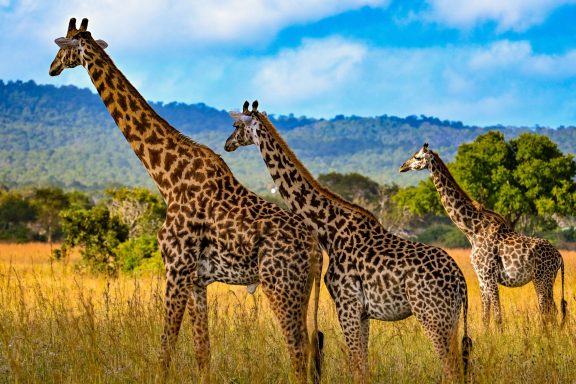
[1,0,576,127]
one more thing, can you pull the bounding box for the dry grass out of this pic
[0,243,575,383]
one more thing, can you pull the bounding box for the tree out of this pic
[318,172,381,206]
[397,131,576,231]
[104,187,165,238]
[30,187,69,244]
[453,132,576,229]
[0,191,37,241]
[58,205,129,274]
[392,179,444,217]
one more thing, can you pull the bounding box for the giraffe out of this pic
[225,101,472,383]
[48,19,323,384]
[400,143,567,328]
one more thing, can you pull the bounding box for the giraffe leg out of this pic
[158,275,192,379]
[187,284,210,384]
[260,266,311,383]
[478,282,492,329]
[411,295,461,382]
[336,301,368,383]
[360,316,370,368]
[486,282,503,331]
[533,276,557,326]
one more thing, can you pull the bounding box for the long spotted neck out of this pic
[427,152,486,238]
[252,114,377,249]
[79,37,198,198]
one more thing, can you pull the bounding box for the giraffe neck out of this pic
[428,152,486,238]
[79,37,203,198]
[253,114,379,249]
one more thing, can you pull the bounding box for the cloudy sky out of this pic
[1,0,576,127]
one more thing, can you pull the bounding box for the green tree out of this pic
[0,191,37,241]
[30,187,70,244]
[396,131,576,231]
[392,179,444,217]
[318,172,380,206]
[452,132,576,229]
[59,205,129,275]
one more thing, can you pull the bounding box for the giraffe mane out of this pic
[255,112,380,221]
[431,150,509,227]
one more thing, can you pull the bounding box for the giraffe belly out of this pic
[498,268,532,287]
[364,287,412,321]
[197,247,260,286]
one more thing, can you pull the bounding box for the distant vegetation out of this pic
[1,79,575,262]
[1,79,576,192]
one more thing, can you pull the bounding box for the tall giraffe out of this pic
[49,19,323,383]
[400,143,567,327]
[225,101,472,382]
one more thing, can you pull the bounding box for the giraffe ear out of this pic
[95,39,108,49]
[229,111,243,121]
[55,37,79,48]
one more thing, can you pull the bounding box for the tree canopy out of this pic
[395,131,576,230]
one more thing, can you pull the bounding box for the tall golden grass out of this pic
[0,243,574,383]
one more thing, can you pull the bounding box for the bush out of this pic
[115,235,163,274]
[59,206,129,275]
[416,224,470,249]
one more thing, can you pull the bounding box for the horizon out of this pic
[5,77,575,131]
[2,1,576,127]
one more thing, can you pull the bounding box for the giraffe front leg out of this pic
[478,281,492,329]
[187,284,211,383]
[158,273,192,380]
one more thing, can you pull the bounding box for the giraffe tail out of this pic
[309,240,324,384]
[461,281,473,384]
[560,255,568,327]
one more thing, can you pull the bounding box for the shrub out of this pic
[416,224,470,249]
[115,235,163,274]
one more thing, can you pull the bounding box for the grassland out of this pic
[0,243,574,383]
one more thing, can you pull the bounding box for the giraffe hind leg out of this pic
[260,263,312,383]
[187,285,211,384]
[533,276,557,326]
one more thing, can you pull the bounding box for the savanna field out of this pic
[0,243,575,383]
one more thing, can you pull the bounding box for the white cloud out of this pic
[1,0,389,48]
[469,40,576,78]
[252,37,367,103]
[423,0,576,31]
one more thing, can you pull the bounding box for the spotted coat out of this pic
[49,19,323,384]
[400,143,567,327]
[226,102,472,382]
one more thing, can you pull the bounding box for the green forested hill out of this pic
[1,79,575,192]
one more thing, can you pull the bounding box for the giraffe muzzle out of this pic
[49,60,63,76]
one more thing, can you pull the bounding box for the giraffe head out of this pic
[225,100,262,152]
[399,143,433,172]
[49,18,108,76]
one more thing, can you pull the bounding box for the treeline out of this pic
[2,79,576,191]
[0,186,165,275]
[2,130,574,275]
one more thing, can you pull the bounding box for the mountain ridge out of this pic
[1,79,575,192]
